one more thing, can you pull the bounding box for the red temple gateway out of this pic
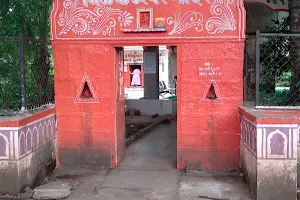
[51,0,246,170]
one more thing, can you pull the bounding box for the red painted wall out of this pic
[178,42,244,169]
[53,43,115,166]
[51,0,246,169]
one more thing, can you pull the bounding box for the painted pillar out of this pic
[51,0,246,169]
[53,43,116,167]
[177,42,245,169]
[240,107,298,200]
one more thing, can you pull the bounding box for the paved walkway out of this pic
[52,122,253,200]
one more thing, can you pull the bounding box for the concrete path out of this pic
[51,122,253,200]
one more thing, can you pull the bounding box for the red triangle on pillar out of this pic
[201,80,222,103]
[74,73,99,103]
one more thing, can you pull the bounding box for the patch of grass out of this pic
[259,90,291,106]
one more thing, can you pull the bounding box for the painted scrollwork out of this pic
[55,0,239,38]
[58,0,133,36]
[167,11,204,35]
[205,0,236,34]
[83,0,194,5]
[178,0,203,5]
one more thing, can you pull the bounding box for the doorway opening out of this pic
[115,45,178,169]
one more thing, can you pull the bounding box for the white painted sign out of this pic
[144,52,156,74]
[199,61,222,77]
[124,50,143,64]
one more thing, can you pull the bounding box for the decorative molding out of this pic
[0,113,56,130]
[258,126,297,160]
[241,117,298,160]
[241,117,257,157]
[19,131,26,157]
[0,115,56,161]
[0,133,9,159]
[26,129,33,154]
[266,129,287,159]
[257,124,299,128]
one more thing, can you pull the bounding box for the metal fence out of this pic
[244,31,300,108]
[0,35,54,115]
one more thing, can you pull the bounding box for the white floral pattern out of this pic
[205,0,236,34]
[178,0,203,5]
[82,0,202,6]
[167,11,204,35]
[58,0,133,36]
[54,0,242,39]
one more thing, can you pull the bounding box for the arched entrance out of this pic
[51,0,246,170]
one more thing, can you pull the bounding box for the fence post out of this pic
[255,30,260,106]
[19,33,27,111]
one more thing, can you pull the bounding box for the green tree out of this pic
[260,17,290,94]
[0,0,53,112]
[259,16,292,105]
[261,0,300,104]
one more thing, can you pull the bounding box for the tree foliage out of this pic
[0,0,53,113]
[260,16,290,86]
[0,0,52,38]
[258,0,300,105]
[259,16,292,105]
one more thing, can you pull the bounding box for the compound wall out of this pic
[0,107,56,195]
